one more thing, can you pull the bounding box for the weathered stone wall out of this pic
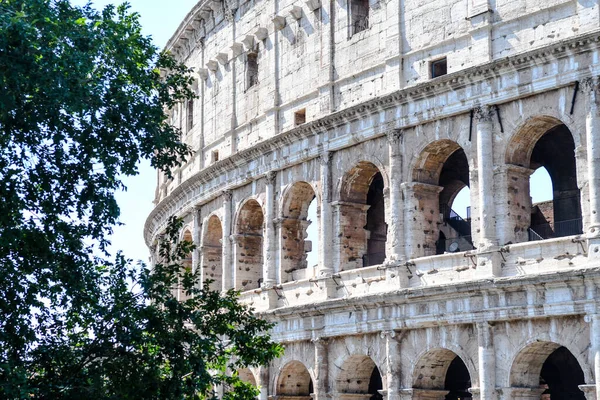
[147,0,600,398]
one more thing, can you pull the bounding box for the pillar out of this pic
[313,337,330,400]
[258,365,269,400]
[192,206,202,277]
[319,151,334,275]
[474,105,497,249]
[401,182,443,259]
[588,314,600,400]
[386,130,405,263]
[584,78,600,260]
[381,330,400,400]
[222,190,233,291]
[263,171,277,287]
[476,321,496,400]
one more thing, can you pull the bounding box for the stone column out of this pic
[476,321,496,400]
[493,164,534,245]
[474,105,497,249]
[584,78,600,260]
[401,182,443,259]
[263,171,277,287]
[222,190,233,291]
[587,314,600,400]
[313,337,330,400]
[319,152,334,276]
[192,207,202,275]
[381,330,401,400]
[258,365,269,400]
[386,130,405,264]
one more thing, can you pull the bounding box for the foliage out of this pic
[0,0,282,398]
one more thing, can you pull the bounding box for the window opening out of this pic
[294,109,306,126]
[350,0,369,36]
[364,172,386,267]
[186,98,194,132]
[211,150,219,163]
[444,356,472,399]
[246,52,258,89]
[527,125,582,241]
[437,149,473,255]
[431,57,448,78]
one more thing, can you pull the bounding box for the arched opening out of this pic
[413,348,472,398]
[337,355,383,400]
[510,342,585,399]
[234,199,264,291]
[238,368,257,387]
[411,140,472,257]
[305,199,318,276]
[179,230,193,301]
[277,361,314,399]
[506,118,582,243]
[338,162,387,270]
[202,215,223,291]
[280,182,318,282]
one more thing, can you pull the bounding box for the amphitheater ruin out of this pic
[145,0,600,398]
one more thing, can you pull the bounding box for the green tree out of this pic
[0,1,282,398]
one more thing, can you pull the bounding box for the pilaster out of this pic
[381,330,401,400]
[264,171,278,287]
[386,130,405,265]
[476,321,496,400]
[319,151,334,276]
[313,337,330,400]
[222,190,233,291]
[474,105,497,250]
[192,206,202,276]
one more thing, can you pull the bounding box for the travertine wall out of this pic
[148,0,600,398]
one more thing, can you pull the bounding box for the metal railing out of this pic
[363,251,386,267]
[528,218,583,241]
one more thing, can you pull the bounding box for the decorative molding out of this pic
[272,15,286,31]
[206,60,218,71]
[222,190,232,202]
[146,30,600,244]
[265,170,277,185]
[241,35,255,50]
[254,27,269,41]
[305,0,321,11]
[319,151,333,166]
[473,105,494,122]
[289,6,303,20]
[216,52,228,65]
[231,42,244,57]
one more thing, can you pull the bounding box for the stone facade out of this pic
[146,0,600,398]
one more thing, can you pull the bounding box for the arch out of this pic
[280,182,318,282]
[178,229,193,301]
[337,162,387,270]
[504,116,582,243]
[234,199,264,290]
[276,361,314,398]
[409,140,472,257]
[202,214,223,291]
[412,348,473,399]
[238,368,257,387]
[336,354,383,399]
[509,341,586,398]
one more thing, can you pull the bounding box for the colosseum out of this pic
[145,0,600,398]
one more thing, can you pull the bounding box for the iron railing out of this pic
[528,218,583,241]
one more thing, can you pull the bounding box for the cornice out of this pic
[145,29,600,246]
